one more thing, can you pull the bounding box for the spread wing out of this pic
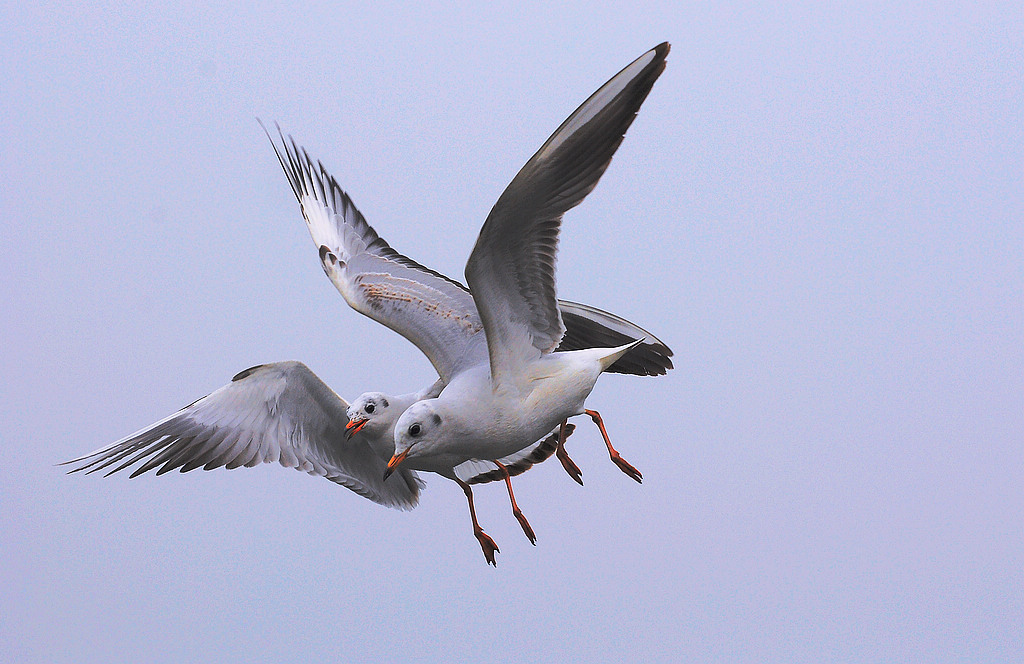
[62,361,423,510]
[264,126,486,383]
[464,43,669,386]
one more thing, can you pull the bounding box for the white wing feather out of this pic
[264,128,487,383]
[63,361,423,510]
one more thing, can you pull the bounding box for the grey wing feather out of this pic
[464,43,670,384]
[63,361,423,510]
[462,423,576,485]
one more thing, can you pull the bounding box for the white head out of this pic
[384,400,448,478]
[345,392,397,440]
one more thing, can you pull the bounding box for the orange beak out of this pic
[383,449,409,481]
[345,418,367,439]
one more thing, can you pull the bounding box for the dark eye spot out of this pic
[365,403,375,414]
[380,397,389,408]
[409,423,422,437]
[432,414,441,425]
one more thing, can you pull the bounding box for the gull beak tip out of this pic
[345,418,367,440]
[383,451,408,481]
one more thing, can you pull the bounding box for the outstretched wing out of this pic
[264,126,486,383]
[63,361,423,510]
[465,43,669,386]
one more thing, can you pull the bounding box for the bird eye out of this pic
[365,403,375,414]
[409,423,422,437]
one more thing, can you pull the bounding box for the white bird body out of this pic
[394,342,639,473]
[345,383,568,480]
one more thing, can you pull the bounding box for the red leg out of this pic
[585,408,642,483]
[455,478,499,566]
[495,460,536,545]
[555,419,584,486]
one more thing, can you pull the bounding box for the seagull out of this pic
[63,43,671,566]
[64,45,671,565]
[345,387,581,555]
[378,42,671,559]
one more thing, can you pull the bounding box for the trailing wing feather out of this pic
[63,362,423,510]
[456,424,576,484]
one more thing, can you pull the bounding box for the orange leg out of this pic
[455,478,499,566]
[495,460,536,545]
[585,408,642,483]
[555,419,584,486]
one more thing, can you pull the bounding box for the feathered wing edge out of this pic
[262,122,489,383]
[465,43,670,385]
[61,362,423,511]
[260,120,469,291]
[456,423,576,485]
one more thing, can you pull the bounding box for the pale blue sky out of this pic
[3,2,1022,662]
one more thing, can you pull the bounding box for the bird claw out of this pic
[513,508,537,545]
[475,530,500,566]
[556,447,584,486]
[611,454,643,483]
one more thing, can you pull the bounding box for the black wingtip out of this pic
[261,121,306,204]
[232,364,265,382]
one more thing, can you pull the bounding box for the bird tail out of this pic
[598,337,646,372]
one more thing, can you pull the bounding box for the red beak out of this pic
[383,450,409,481]
[345,418,367,439]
